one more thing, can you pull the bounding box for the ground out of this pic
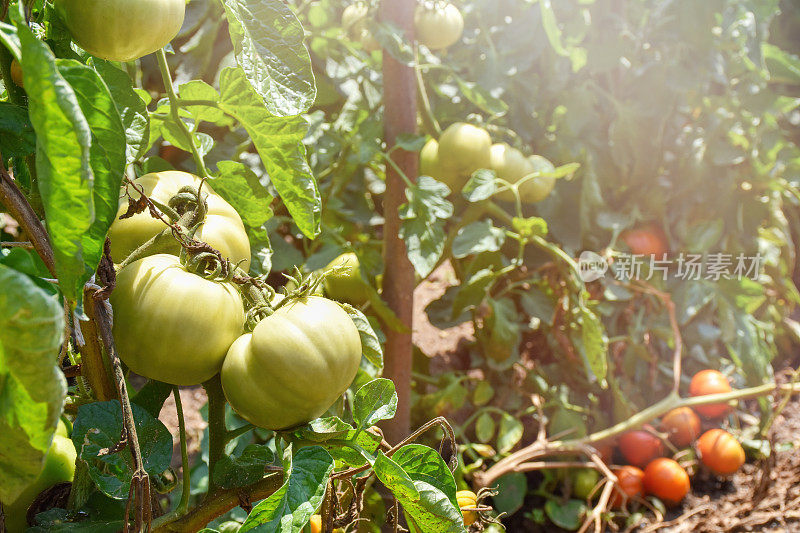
[156,263,800,531]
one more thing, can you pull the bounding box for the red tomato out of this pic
[609,465,645,508]
[689,370,733,419]
[621,224,668,256]
[661,407,702,447]
[618,428,664,468]
[696,429,745,476]
[643,458,690,505]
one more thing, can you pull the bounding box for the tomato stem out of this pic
[203,376,228,495]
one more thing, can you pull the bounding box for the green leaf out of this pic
[492,472,527,515]
[353,378,398,429]
[179,80,225,123]
[218,67,320,238]
[373,452,420,501]
[452,220,506,258]
[576,305,608,385]
[0,102,35,158]
[91,59,149,165]
[0,265,66,503]
[240,446,334,532]
[544,499,586,530]
[71,401,172,499]
[29,509,125,533]
[399,176,454,277]
[391,444,459,509]
[213,161,275,228]
[462,169,497,202]
[453,75,508,116]
[341,304,384,369]
[213,444,275,489]
[452,268,494,318]
[763,43,800,85]
[497,413,524,453]
[475,412,495,444]
[221,0,316,116]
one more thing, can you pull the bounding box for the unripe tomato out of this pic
[10,58,23,88]
[108,171,251,271]
[342,4,379,51]
[414,3,464,50]
[111,254,245,385]
[571,468,600,500]
[4,436,76,533]
[660,407,701,448]
[643,458,690,505]
[323,252,370,305]
[55,0,185,62]
[457,490,478,526]
[609,465,644,508]
[436,123,492,191]
[618,428,664,468]
[221,296,362,430]
[689,369,733,419]
[620,224,668,256]
[696,429,745,476]
[490,143,532,201]
[519,155,557,203]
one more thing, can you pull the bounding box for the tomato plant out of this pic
[696,429,746,476]
[618,428,664,468]
[661,407,702,448]
[689,370,734,419]
[609,465,644,508]
[643,458,690,506]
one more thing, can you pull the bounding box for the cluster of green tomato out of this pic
[342,1,465,52]
[107,171,368,431]
[421,122,557,202]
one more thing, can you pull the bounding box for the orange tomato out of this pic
[696,429,745,476]
[309,515,322,533]
[643,458,690,505]
[618,428,664,468]
[661,407,702,447]
[621,224,668,256]
[689,370,733,419]
[609,465,645,508]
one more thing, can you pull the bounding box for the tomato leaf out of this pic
[239,446,334,533]
[28,509,125,533]
[574,304,608,385]
[341,303,384,370]
[399,176,454,277]
[0,265,66,503]
[544,499,586,531]
[213,160,275,229]
[452,220,506,258]
[462,169,497,202]
[497,412,524,453]
[391,444,460,509]
[492,472,527,516]
[213,444,275,489]
[0,102,35,158]
[475,412,495,444]
[218,67,320,238]
[71,401,172,500]
[221,0,316,117]
[353,378,398,430]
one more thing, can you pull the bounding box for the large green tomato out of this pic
[108,171,251,271]
[490,143,535,202]
[414,3,464,50]
[3,436,75,533]
[322,252,370,305]
[111,254,245,386]
[436,123,492,192]
[221,296,362,430]
[55,0,185,62]
[342,3,380,52]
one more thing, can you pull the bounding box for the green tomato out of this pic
[108,171,251,272]
[490,143,535,202]
[55,0,185,62]
[436,123,492,192]
[517,155,556,203]
[221,296,362,430]
[3,436,75,533]
[570,468,600,500]
[414,3,464,50]
[322,252,370,305]
[111,254,245,386]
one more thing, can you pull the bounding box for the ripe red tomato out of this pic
[689,369,733,419]
[620,224,668,256]
[696,429,745,476]
[609,465,645,508]
[618,428,664,468]
[661,407,702,448]
[643,458,690,505]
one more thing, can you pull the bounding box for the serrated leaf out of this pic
[71,401,172,499]
[0,265,66,503]
[213,161,274,228]
[218,67,320,238]
[341,304,384,369]
[452,220,506,258]
[399,176,453,277]
[221,0,315,116]
[462,169,497,202]
[239,446,334,533]
[213,444,275,489]
[353,379,398,429]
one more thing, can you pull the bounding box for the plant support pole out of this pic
[380,0,417,444]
